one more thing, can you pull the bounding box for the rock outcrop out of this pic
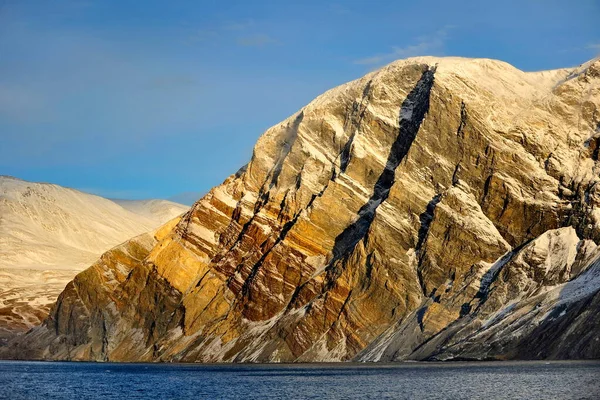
[4,56,600,362]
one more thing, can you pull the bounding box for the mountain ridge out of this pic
[3,56,600,361]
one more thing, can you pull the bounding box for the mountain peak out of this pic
[4,56,600,362]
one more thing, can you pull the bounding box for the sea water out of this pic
[1,360,599,399]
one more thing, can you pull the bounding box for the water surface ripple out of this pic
[1,360,599,399]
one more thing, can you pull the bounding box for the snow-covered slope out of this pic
[0,176,189,344]
[112,199,188,225]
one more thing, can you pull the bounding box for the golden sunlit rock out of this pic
[4,57,600,362]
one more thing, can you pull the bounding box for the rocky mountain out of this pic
[0,176,188,344]
[4,56,600,362]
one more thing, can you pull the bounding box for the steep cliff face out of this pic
[5,56,600,362]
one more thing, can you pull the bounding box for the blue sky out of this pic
[1,0,599,202]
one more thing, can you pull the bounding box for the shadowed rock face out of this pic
[4,57,600,362]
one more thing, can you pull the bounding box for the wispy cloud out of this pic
[223,19,255,31]
[560,42,600,57]
[587,43,600,52]
[189,29,219,43]
[353,27,452,65]
[189,19,278,47]
[237,33,277,47]
[0,84,49,122]
[329,3,351,15]
[146,75,199,90]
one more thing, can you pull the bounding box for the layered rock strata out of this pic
[4,57,600,361]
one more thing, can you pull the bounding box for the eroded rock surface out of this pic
[4,56,600,361]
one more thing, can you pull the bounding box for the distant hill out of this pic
[112,199,188,224]
[167,191,204,206]
[0,176,188,344]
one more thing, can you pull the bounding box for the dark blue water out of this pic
[1,360,599,399]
